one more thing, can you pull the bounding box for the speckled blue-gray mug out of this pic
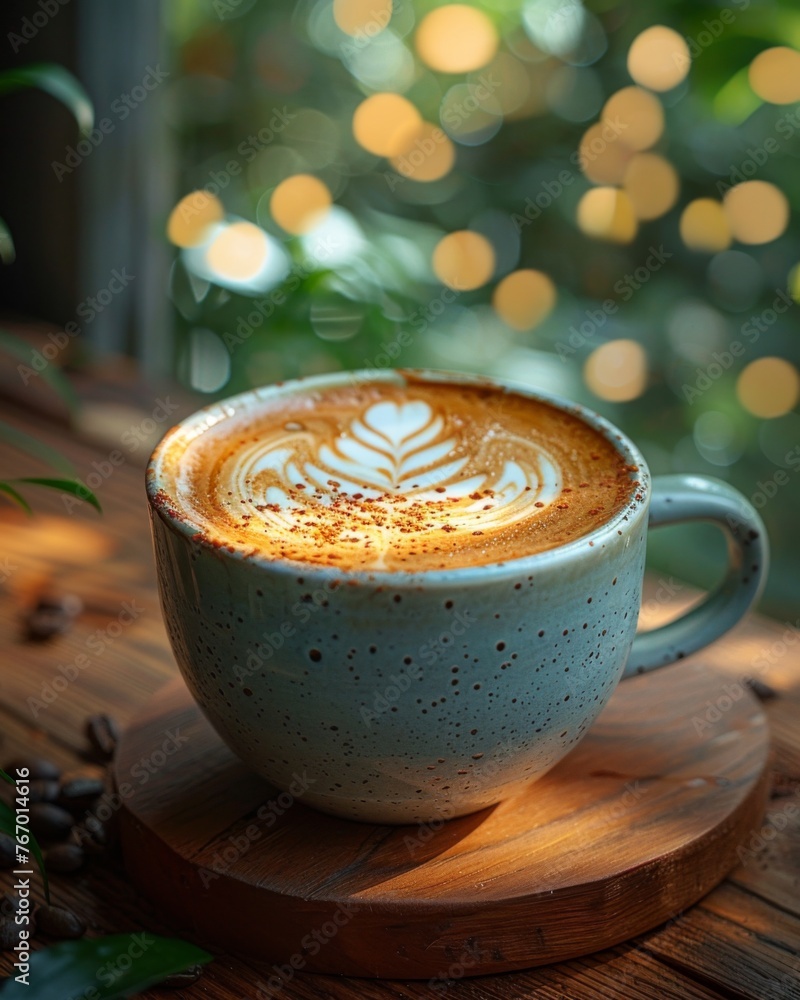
[146,370,768,824]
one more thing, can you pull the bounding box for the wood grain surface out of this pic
[116,665,770,978]
[0,388,799,998]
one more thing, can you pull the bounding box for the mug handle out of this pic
[623,474,768,679]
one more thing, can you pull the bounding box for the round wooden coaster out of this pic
[116,661,769,979]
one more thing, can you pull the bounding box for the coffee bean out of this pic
[74,814,107,855]
[0,833,16,869]
[36,904,86,939]
[1,893,20,920]
[3,758,61,781]
[159,964,205,989]
[24,593,83,642]
[58,776,105,811]
[46,843,85,874]
[30,779,60,804]
[0,917,22,950]
[746,677,778,702]
[84,714,120,760]
[30,803,74,842]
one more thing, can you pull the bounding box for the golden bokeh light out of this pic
[416,5,498,74]
[578,122,633,184]
[390,122,456,182]
[584,340,648,402]
[432,231,495,290]
[679,199,731,252]
[627,26,690,92]
[789,263,800,303]
[352,93,422,157]
[270,174,332,235]
[476,53,531,115]
[737,357,800,418]
[576,188,638,244]
[601,87,664,151]
[723,181,790,245]
[333,0,392,37]
[623,153,679,220]
[205,221,269,281]
[748,47,800,104]
[167,191,224,248]
[493,269,556,330]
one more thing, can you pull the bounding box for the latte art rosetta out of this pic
[163,379,637,571]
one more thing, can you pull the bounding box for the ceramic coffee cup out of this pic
[146,370,768,824]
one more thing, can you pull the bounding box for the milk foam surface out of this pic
[159,379,636,571]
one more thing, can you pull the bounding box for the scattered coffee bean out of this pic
[30,803,74,842]
[23,593,83,642]
[58,775,105,812]
[0,833,16,869]
[746,677,778,701]
[46,843,85,874]
[85,714,120,760]
[0,917,22,950]
[74,814,107,854]
[29,779,61,804]
[36,904,86,939]
[158,965,205,989]
[3,757,61,781]
[1,893,19,920]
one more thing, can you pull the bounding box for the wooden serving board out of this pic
[115,660,770,979]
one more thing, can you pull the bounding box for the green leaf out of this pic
[0,328,80,415]
[10,478,102,513]
[0,766,14,784]
[0,419,75,475]
[0,481,32,514]
[0,798,50,904]
[0,935,213,1000]
[0,63,93,134]
[0,215,15,264]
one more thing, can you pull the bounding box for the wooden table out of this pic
[1,386,799,999]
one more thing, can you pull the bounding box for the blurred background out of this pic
[1,0,798,616]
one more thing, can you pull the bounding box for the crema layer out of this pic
[156,379,637,571]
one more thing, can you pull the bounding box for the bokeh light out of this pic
[737,358,800,418]
[493,269,556,330]
[623,153,679,220]
[440,83,503,146]
[205,221,270,281]
[627,26,690,92]
[577,188,638,243]
[473,53,531,115]
[679,199,731,252]
[601,87,664,151]
[353,93,422,157]
[187,328,230,393]
[522,0,586,59]
[693,411,743,467]
[707,251,764,312]
[432,231,495,290]
[789,263,800,303]
[390,122,456,182]
[167,191,224,248]
[270,174,332,235]
[578,122,632,183]
[748,47,800,104]
[416,5,498,73]
[723,181,790,245]
[333,0,392,37]
[584,339,647,401]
